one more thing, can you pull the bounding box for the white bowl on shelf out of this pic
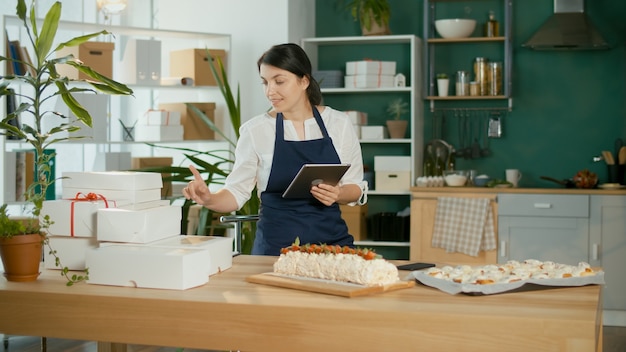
[435,19,476,39]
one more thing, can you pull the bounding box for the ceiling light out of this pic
[97,0,127,15]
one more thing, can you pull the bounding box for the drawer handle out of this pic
[533,203,552,209]
[592,243,599,261]
[500,240,506,257]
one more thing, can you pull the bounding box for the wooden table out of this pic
[0,255,603,352]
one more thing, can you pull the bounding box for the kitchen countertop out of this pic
[0,255,603,352]
[411,186,626,195]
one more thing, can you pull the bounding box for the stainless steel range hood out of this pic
[523,0,610,50]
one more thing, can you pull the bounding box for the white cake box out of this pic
[97,205,181,243]
[42,198,131,237]
[135,125,184,142]
[44,236,98,270]
[62,187,162,204]
[86,245,210,290]
[374,156,411,171]
[63,171,163,191]
[138,110,182,126]
[344,74,395,88]
[99,235,233,276]
[360,126,387,140]
[346,60,396,76]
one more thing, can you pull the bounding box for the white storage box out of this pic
[346,60,396,76]
[374,156,411,192]
[62,187,162,204]
[135,125,184,142]
[92,152,131,172]
[344,74,395,88]
[44,236,98,270]
[42,198,131,237]
[138,110,182,126]
[47,93,109,142]
[97,205,181,243]
[118,39,161,85]
[86,245,210,290]
[360,126,387,140]
[63,171,163,191]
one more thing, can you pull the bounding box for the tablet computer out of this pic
[282,163,351,199]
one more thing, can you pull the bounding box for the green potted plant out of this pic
[385,98,409,139]
[342,0,391,36]
[0,0,133,284]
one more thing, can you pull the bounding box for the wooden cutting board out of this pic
[246,273,415,297]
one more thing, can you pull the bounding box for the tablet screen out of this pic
[282,163,351,199]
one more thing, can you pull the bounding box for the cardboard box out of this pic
[147,235,233,275]
[135,125,184,142]
[169,49,227,86]
[63,171,163,191]
[344,74,395,88]
[44,236,98,270]
[360,126,387,140]
[62,187,162,204]
[97,205,182,243]
[42,198,132,237]
[131,157,174,198]
[56,41,114,79]
[375,171,411,192]
[86,245,210,290]
[118,39,161,85]
[158,102,216,140]
[138,110,182,126]
[340,204,368,241]
[346,60,396,76]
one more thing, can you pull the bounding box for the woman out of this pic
[183,43,367,255]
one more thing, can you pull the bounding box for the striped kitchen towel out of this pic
[431,197,496,257]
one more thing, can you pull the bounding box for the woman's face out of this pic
[260,64,309,113]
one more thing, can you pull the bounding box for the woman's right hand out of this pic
[182,165,212,206]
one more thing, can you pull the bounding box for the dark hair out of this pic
[257,43,322,106]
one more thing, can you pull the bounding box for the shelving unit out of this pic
[301,35,423,255]
[423,0,513,111]
[1,15,232,203]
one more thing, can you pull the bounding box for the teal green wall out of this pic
[315,0,626,188]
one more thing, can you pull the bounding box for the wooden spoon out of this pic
[602,150,615,165]
[619,146,626,165]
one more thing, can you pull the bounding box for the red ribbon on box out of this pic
[352,58,384,88]
[69,192,113,237]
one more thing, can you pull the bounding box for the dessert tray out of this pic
[247,272,415,297]
[409,262,605,295]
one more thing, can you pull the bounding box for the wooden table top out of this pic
[0,255,603,352]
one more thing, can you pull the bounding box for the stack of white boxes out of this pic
[374,156,411,192]
[344,60,396,88]
[40,171,232,290]
[134,109,184,142]
[343,111,368,139]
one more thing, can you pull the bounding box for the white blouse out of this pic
[223,106,367,209]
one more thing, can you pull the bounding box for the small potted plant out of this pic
[0,204,42,281]
[0,0,133,284]
[342,0,391,36]
[436,73,449,97]
[385,98,409,139]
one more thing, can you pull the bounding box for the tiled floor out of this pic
[3,327,626,351]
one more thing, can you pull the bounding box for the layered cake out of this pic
[273,242,399,286]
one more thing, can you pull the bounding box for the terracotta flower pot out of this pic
[386,120,408,139]
[0,234,43,282]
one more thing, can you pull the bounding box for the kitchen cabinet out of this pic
[1,15,231,203]
[301,35,423,255]
[590,195,626,326]
[410,189,498,265]
[423,0,513,111]
[497,194,593,266]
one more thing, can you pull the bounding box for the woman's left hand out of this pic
[311,183,340,206]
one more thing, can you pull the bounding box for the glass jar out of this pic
[469,81,480,96]
[473,57,489,96]
[455,71,470,96]
[488,61,503,96]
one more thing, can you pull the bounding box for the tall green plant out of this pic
[141,53,259,254]
[1,0,133,285]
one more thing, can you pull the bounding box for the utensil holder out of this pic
[607,164,625,184]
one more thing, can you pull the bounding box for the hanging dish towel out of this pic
[431,197,496,257]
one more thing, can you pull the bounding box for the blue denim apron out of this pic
[252,107,353,255]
